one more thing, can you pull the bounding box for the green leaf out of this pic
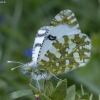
[81,84,84,96]
[99,94,100,100]
[75,93,80,100]
[80,93,89,100]
[44,80,54,97]
[89,94,93,100]
[8,89,33,100]
[50,79,67,100]
[29,84,51,100]
[64,85,75,100]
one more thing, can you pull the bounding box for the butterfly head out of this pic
[7,61,51,80]
[7,61,33,75]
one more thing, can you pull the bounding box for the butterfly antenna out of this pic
[7,61,24,64]
[7,61,24,71]
[11,65,22,71]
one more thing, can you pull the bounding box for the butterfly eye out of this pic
[25,66,32,72]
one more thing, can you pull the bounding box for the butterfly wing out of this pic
[32,26,49,62]
[37,10,81,64]
[36,10,91,74]
[39,33,91,74]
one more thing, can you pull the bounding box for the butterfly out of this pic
[8,10,91,89]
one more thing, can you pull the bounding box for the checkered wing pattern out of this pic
[39,34,91,74]
[36,10,91,74]
[37,10,81,63]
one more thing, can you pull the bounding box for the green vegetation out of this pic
[7,79,98,100]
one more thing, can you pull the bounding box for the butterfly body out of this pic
[21,61,51,81]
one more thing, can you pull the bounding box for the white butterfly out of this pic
[8,10,91,89]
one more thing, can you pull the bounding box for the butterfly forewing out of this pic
[39,34,91,74]
[50,10,80,29]
[37,10,81,63]
[32,26,49,62]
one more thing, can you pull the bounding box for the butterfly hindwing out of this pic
[39,33,91,74]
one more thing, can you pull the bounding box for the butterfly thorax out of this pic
[22,61,51,80]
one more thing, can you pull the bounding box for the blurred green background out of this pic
[0,0,100,100]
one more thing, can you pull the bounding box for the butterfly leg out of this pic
[36,80,40,90]
[50,73,61,81]
[29,77,33,85]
